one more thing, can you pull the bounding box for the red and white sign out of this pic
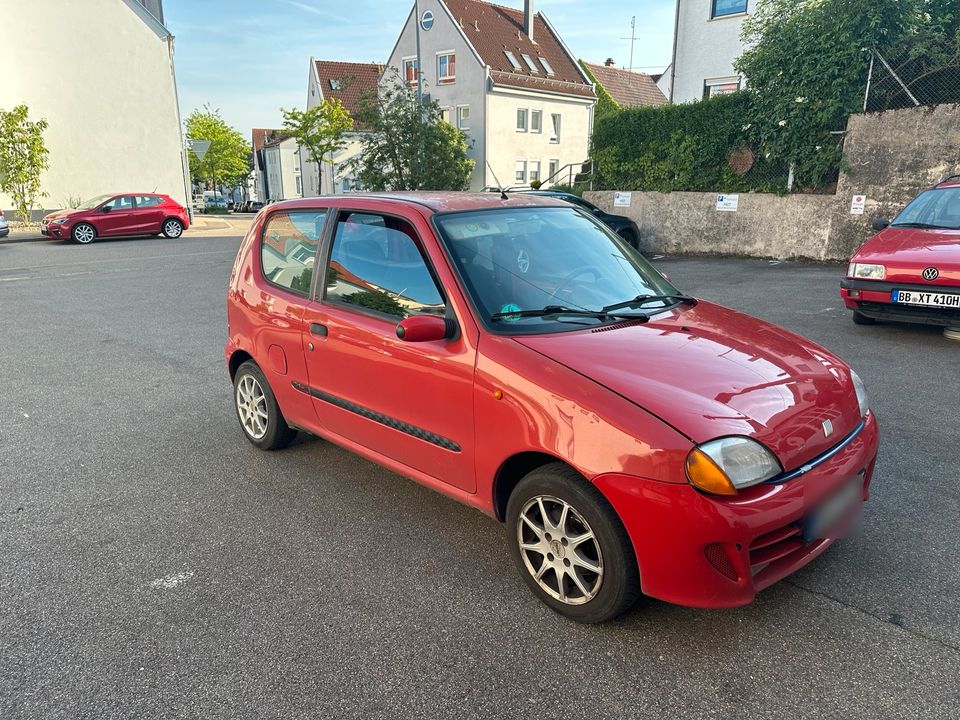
[850,195,866,215]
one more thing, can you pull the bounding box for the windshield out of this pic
[892,187,960,229]
[434,207,682,333]
[76,194,114,210]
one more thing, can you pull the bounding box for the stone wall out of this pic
[585,103,960,261]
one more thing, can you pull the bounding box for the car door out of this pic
[98,195,137,236]
[132,195,165,233]
[300,207,477,492]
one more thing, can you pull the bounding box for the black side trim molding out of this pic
[291,381,461,452]
[764,420,866,485]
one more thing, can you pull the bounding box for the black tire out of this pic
[852,310,876,325]
[506,463,640,623]
[161,218,184,238]
[233,360,296,450]
[617,228,639,249]
[71,222,97,244]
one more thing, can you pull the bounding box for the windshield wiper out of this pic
[890,222,958,230]
[601,294,697,314]
[490,305,649,323]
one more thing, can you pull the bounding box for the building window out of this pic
[457,105,471,130]
[295,176,302,196]
[515,161,527,183]
[517,108,528,132]
[437,52,456,84]
[712,0,748,18]
[530,110,542,133]
[703,77,741,98]
[329,79,342,90]
[441,107,452,123]
[529,161,541,183]
[548,159,560,181]
[539,57,555,76]
[549,113,561,143]
[504,51,522,70]
[521,54,539,73]
[403,57,419,87]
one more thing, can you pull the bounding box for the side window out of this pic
[134,195,160,208]
[105,195,135,210]
[325,212,445,319]
[260,210,326,296]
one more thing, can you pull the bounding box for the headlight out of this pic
[848,262,885,280]
[52,218,69,225]
[850,370,869,417]
[685,437,782,496]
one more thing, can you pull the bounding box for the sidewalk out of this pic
[0,214,252,244]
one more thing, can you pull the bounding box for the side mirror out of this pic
[871,218,890,231]
[396,315,455,342]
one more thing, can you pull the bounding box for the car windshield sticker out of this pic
[517,249,530,273]
[499,303,522,321]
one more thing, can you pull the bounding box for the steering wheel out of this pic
[552,266,602,303]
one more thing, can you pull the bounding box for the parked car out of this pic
[226,193,879,623]
[0,208,8,239]
[40,194,189,244]
[249,201,264,212]
[842,176,960,328]
[523,190,642,248]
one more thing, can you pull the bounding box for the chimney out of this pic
[605,58,615,67]
[524,0,534,42]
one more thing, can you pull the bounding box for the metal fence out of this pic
[864,45,960,113]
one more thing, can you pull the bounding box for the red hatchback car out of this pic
[40,193,189,244]
[226,193,880,622]
[842,176,960,329]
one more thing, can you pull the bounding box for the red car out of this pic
[842,176,960,329]
[40,193,189,244]
[226,193,879,622]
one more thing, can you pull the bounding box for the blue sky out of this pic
[165,0,676,138]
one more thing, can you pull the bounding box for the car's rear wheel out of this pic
[72,223,97,244]
[506,463,640,623]
[233,360,296,450]
[162,219,184,238]
[852,310,876,325]
[617,228,639,249]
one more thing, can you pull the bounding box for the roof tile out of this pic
[582,61,667,107]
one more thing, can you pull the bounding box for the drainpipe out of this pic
[668,0,680,103]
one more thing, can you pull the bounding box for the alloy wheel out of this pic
[74,224,95,243]
[236,374,268,439]
[164,220,183,237]
[516,494,604,605]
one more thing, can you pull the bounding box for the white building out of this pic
[385,0,596,191]
[0,0,190,217]
[664,0,756,103]
[262,135,303,202]
[303,60,383,196]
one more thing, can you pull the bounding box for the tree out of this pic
[0,105,49,222]
[282,99,353,194]
[348,70,474,191]
[735,0,917,188]
[185,105,250,195]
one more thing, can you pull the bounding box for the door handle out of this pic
[310,322,328,337]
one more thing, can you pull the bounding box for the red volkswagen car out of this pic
[40,193,189,244]
[842,176,960,329]
[226,193,879,622]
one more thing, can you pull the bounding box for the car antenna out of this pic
[487,161,508,200]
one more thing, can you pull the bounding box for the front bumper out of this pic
[40,222,68,238]
[594,411,880,608]
[841,278,960,326]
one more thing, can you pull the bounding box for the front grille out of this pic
[704,543,739,581]
[749,523,807,586]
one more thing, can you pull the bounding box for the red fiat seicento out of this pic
[226,193,879,623]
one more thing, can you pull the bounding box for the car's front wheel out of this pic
[233,360,297,450]
[162,219,184,238]
[72,223,97,244]
[506,463,640,623]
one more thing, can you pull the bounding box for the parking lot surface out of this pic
[1,236,958,719]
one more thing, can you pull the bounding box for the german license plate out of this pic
[892,289,960,308]
[803,478,863,543]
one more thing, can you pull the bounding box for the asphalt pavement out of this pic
[1,234,957,719]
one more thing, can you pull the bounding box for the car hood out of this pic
[854,227,960,285]
[513,301,863,471]
[43,209,82,221]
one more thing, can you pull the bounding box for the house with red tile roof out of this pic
[385,0,596,190]
[303,59,384,196]
[580,60,667,109]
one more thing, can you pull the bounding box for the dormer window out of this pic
[329,79,342,90]
[539,57,555,76]
[504,51,522,71]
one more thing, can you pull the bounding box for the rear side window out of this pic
[134,195,162,208]
[324,212,445,318]
[260,210,327,296]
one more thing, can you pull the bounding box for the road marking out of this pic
[0,249,236,274]
[0,276,31,283]
[150,571,195,589]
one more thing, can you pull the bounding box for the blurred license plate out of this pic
[892,289,960,308]
[803,478,863,543]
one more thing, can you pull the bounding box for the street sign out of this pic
[614,191,632,208]
[189,139,211,161]
[420,10,434,30]
[716,194,739,212]
[850,194,866,215]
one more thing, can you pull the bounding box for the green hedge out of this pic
[591,92,792,194]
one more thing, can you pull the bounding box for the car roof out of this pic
[267,192,571,214]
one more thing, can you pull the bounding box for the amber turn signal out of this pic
[685,448,738,496]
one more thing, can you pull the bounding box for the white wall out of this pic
[0,0,188,215]
[263,139,303,201]
[671,0,756,103]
